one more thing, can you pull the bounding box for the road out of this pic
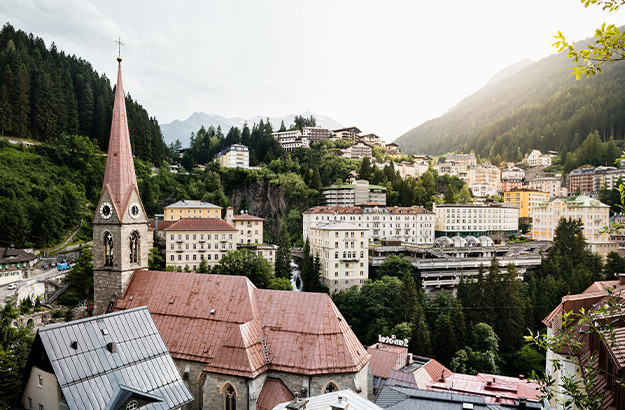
[0,267,71,304]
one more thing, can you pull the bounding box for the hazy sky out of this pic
[0,1,622,141]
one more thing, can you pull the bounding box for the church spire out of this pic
[101,58,138,215]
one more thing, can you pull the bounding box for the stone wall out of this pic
[173,359,206,410]
[203,373,249,410]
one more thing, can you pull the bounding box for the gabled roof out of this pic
[232,214,265,221]
[148,220,176,231]
[101,65,140,217]
[275,389,381,410]
[113,271,370,378]
[164,218,237,232]
[257,377,294,410]
[29,307,192,410]
[0,247,37,264]
[164,200,222,209]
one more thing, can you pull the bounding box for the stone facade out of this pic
[93,188,149,314]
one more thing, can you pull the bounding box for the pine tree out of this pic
[410,304,432,356]
[0,349,20,407]
[275,223,292,279]
[400,273,419,323]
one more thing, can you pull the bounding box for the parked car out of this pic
[7,283,17,290]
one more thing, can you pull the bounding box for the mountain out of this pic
[395,32,625,160]
[161,112,343,146]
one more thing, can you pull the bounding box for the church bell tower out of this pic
[93,53,149,315]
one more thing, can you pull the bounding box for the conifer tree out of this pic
[409,304,432,356]
[275,223,292,279]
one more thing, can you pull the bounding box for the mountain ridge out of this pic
[161,111,343,146]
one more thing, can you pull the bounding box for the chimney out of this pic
[330,396,350,410]
[439,370,446,382]
[619,273,625,286]
[286,393,308,410]
[107,342,117,353]
[518,397,527,409]
[226,207,234,226]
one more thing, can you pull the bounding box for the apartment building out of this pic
[568,167,595,195]
[593,166,619,192]
[376,161,429,179]
[303,205,435,245]
[501,178,524,192]
[603,168,625,191]
[446,153,477,170]
[164,199,222,221]
[164,218,238,270]
[524,149,553,167]
[309,223,369,294]
[466,164,501,193]
[216,144,250,168]
[528,176,566,198]
[333,127,361,142]
[501,166,526,181]
[504,188,550,222]
[436,161,460,178]
[342,142,373,160]
[359,133,383,146]
[271,130,310,151]
[321,180,386,206]
[433,203,519,238]
[302,126,331,142]
[531,196,615,257]
[225,207,264,245]
[385,143,401,157]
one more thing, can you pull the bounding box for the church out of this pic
[91,55,372,409]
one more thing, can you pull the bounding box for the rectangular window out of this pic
[38,374,42,388]
[193,255,196,260]
[170,255,174,261]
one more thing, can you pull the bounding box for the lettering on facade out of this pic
[378,334,409,348]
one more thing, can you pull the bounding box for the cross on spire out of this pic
[115,37,124,65]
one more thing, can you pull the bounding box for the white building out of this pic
[446,153,477,170]
[321,180,387,206]
[433,203,519,239]
[271,130,310,151]
[309,223,369,294]
[466,164,501,194]
[216,144,250,168]
[501,166,525,181]
[528,176,567,198]
[303,205,435,245]
[524,149,553,167]
[342,142,373,160]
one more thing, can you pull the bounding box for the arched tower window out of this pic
[130,231,139,264]
[324,382,338,393]
[224,384,236,410]
[104,232,113,266]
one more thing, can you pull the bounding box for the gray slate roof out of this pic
[375,386,542,410]
[36,306,192,410]
[164,199,221,209]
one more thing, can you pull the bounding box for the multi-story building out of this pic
[504,188,550,222]
[359,133,383,146]
[500,178,524,192]
[333,126,361,142]
[164,199,222,221]
[342,142,373,160]
[603,168,625,191]
[385,143,401,157]
[446,153,477,170]
[466,164,501,193]
[309,223,369,294]
[321,180,386,206]
[0,247,37,286]
[593,165,619,192]
[531,196,616,257]
[524,149,553,167]
[302,126,331,142]
[469,184,498,198]
[501,166,526,181]
[216,144,250,168]
[433,203,519,238]
[376,161,429,179]
[568,167,595,195]
[271,130,310,151]
[303,205,435,245]
[436,161,460,178]
[164,218,238,270]
[225,207,264,245]
[528,176,566,198]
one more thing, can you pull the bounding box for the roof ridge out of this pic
[39,306,148,331]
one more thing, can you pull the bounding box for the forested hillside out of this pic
[0,23,168,164]
[395,32,625,160]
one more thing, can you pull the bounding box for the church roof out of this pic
[112,271,370,378]
[101,64,139,217]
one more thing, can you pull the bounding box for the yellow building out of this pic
[504,189,550,220]
[225,207,265,245]
[164,199,222,221]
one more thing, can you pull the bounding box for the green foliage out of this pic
[0,297,34,408]
[268,277,293,291]
[63,247,94,302]
[148,247,165,271]
[0,24,169,164]
[212,249,274,288]
[375,254,415,281]
[196,258,210,274]
[275,223,292,279]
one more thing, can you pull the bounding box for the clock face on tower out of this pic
[100,202,113,219]
[129,202,141,219]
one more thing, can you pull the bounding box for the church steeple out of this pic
[93,53,149,316]
[101,63,138,217]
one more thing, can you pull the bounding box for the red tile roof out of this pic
[113,270,370,378]
[148,220,176,231]
[257,377,294,410]
[232,214,265,221]
[101,65,139,217]
[164,218,237,232]
[303,206,363,214]
[367,343,408,379]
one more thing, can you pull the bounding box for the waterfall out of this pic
[290,258,303,291]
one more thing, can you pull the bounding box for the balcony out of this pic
[176,249,183,253]
[176,239,184,243]
[198,238,205,243]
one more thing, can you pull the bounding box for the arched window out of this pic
[129,231,139,264]
[224,384,236,410]
[324,382,338,393]
[104,232,113,266]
